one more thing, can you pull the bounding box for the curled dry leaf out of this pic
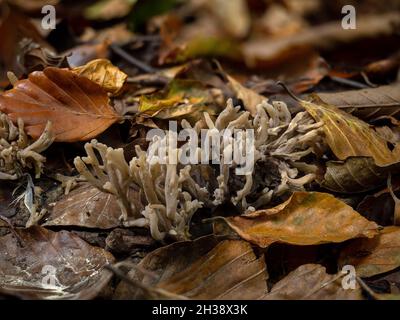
[218,192,379,248]
[302,98,400,167]
[263,264,362,300]
[0,226,114,299]
[0,67,121,142]
[72,59,128,95]
[319,157,400,193]
[339,226,400,278]
[44,183,123,229]
[312,83,400,121]
[114,236,267,300]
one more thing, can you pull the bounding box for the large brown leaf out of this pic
[219,192,379,248]
[44,183,123,229]
[263,264,362,300]
[114,236,267,299]
[0,67,121,142]
[0,226,114,299]
[339,227,400,278]
[302,98,400,167]
[312,84,400,121]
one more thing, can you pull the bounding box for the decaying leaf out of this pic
[0,67,121,142]
[302,98,400,167]
[44,183,123,229]
[263,264,362,300]
[218,192,379,248]
[72,59,128,95]
[312,83,400,121]
[318,157,400,193]
[114,236,267,299]
[0,226,114,299]
[339,227,400,278]
[138,79,223,123]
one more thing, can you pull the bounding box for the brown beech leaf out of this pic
[114,236,267,299]
[312,83,400,121]
[302,98,400,167]
[263,264,362,300]
[219,192,379,248]
[44,183,123,229]
[0,67,121,142]
[0,226,114,299]
[72,59,127,95]
[339,227,400,278]
[318,157,400,193]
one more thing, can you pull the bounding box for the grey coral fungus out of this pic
[0,112,54,180]
[74,99,324,241]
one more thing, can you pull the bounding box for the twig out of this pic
[105,264,187,300]
[110,44,158,74]
[329,76,368,89]
[276,81,302,102]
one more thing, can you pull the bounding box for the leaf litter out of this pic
[1,0,400,300]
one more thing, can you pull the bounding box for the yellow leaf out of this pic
[219,192,379,248]
[72,59,127,94]
[302,97,400,167]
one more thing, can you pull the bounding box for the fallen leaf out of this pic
[227,75,266,116]
[44,183,124,229]
[302,97,400,167]
[242,13,400,68]
[139,79,223,123]
[263,264,362,300]
[0,67,121,142]
[219,192,379,248]
[0,226,114,299]
[318,157,400,193]
[158,13,239,65]
[72,59,128,94]
[205,0,250,38]
[85,0,136,20]
[339,227,400,278]
[312,83,400,121]
[114,236,267,299]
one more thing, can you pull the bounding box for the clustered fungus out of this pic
[74,99,325,241]
[0,113,54,180]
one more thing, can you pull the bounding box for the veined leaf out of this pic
[312,83,400,121]
[0,67,121,142]
[302,98,400,167]
[218,192,379,248]
[114,236,267,299]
